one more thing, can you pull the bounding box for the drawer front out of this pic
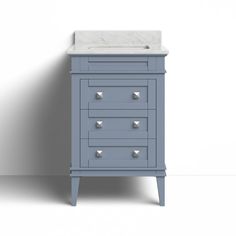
[81,110,156,139]
[71,56,165,73]
[81,79,156,109]
[80,139,156,168]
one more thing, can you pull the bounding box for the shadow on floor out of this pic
[0,176,157,205]
[79,177,157,205]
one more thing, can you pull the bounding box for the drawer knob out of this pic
[132,150,140,158]
[96,91,103,99]
[132,91,140,100]
[96,120,103,128]
[96,150,103,158]
[133,120,140,128]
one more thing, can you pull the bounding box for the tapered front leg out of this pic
[71,177,80,206]
[156,177,165,206]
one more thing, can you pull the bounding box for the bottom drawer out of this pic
[81,139,156,168]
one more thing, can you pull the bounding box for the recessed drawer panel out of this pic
[71,56,165,73]
[81,79,156,109]
[80,139,156,168]
[88,56,149,71]
[81,110,156,139]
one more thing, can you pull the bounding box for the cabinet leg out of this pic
[71,177,80,206]
[156,177,165,206]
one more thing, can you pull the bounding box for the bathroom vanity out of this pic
[67,31,168,206]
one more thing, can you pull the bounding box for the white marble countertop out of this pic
[67,31,168,55]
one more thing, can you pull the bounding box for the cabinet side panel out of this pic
[148,139,156,167]
[148,80,156,109]
[156,74,165,169]
[71,75,81,168]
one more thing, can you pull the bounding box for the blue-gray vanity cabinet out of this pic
[70,55,166,206]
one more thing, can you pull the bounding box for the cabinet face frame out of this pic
[71,56,165,172]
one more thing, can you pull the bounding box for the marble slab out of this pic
[67,31,168,55]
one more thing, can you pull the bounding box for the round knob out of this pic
[96,120,103,128]
[133,120,140,128]
[96,91,103,99]
[132,91,140,100]
[132,150,140,158]
[96,150,103,158]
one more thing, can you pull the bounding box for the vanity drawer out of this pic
[71,56,164,73]
[81,79,156,109]
[80,139,156,168]
[81,110,156,139]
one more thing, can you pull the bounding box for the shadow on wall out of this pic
[0,52,72,175]
[0,32,77,175]
[32,55,71,175]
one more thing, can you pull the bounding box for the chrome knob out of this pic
[96,91,103,99]
[96,150,103,158]
[132,150,140,158]
[133,120,140,128]
[96,120,103,128]
[132,91,140,100]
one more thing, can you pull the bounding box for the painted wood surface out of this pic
[71,56,165,73]
[80,109,156,139]
[70,55,166,206]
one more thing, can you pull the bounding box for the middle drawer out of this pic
[81,110,156,139]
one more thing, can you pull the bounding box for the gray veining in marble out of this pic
[67,31,168,55]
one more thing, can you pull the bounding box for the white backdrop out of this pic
[0,0,236,175]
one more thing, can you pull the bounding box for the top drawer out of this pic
[71,56,165,73]
[80,79,156,109]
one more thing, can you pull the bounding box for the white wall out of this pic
[0,0,236,175]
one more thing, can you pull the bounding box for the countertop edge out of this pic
[66,45,169,55]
